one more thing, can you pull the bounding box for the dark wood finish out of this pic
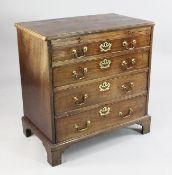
[17,29,55,142]
[15,14,154,40]
[56,95,147,142]
[53,50,149,87]
[54,71,148,115]
[15,14,154,166]
[51,26,151,47]
[51,28,151,62]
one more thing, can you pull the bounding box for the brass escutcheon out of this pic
[99,106,111,117]
[99,82,111,92]
[99,59,111,69]
[100,41,112,52]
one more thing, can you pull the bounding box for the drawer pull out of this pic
[121,82,134,93]
[121,58,136,70]
[73,67,88,80]
[74,120,91,132]
[99,59,111,69]
[100,41,112,52]
[99,82,111,92]
[99,106,111,116]
[119,108,133,118]
[73,94,88,106]
[122,39,136,50]
[72,46,88,58]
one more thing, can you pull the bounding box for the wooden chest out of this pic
[15,14,154,166]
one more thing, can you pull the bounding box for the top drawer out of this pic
[51,27,151,62]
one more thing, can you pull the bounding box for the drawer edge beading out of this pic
[55,92,147,118]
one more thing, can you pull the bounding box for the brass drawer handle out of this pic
[100,41,112,52]
[121,58,136,70]
[99,82,111,92]
[74,120,91,132]
[99,106,110,117]
[119,108,133,118]
[99,59,111,69]
[72,67,88,80]
[73,94,88,106]
[121,82,134,93]
[72,46,88,58]
[122,39,136,50]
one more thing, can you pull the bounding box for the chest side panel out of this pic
[17,29,54,142]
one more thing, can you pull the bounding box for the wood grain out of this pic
[56,95,147,142]
[15,14,154,40]
[51,32,151,61]
[51,26,151,47]
[17,29,54,142]
[54,71,148,115]
[53,50,149,87]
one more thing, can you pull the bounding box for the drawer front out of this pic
[56,95,147,142]
[51,27,151,62]
[54,71,148,115]
[53,50,149,87]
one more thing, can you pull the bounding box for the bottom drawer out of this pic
[56,95,147,142]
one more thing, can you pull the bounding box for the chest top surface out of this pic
[15,13,154,40]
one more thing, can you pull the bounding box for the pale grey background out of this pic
[0,0,172,174]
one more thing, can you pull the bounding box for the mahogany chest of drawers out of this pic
[15,14,154,166]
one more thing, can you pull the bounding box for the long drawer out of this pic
[54,71,148,115]
[51,27,151,62]
[53,50,149,87]
[56,95,147,142]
